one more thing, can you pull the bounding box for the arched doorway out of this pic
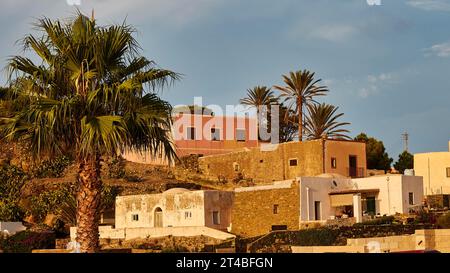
[154,207,163,227]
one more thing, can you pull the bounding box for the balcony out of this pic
[347,167,365,178]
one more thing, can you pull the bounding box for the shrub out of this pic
[0,164,28,221]
[0,200,24,222]
[437,213,450,228]
[33,156,72,178]
[29,183,120,225]
[0,230,55,253]
[106,156,126,179]
[29,183,75,222]
[353,216,395,226]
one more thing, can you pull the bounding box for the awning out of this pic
[330,194,354,207]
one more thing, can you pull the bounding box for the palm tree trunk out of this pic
[298,100,303,142]
[76,155,102,253]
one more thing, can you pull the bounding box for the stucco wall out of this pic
[414,151,450,195]
[230,180,300,237]
[115,189,233,231]
[353,175,424,215]
[324,140,366,177]
[298,177,354,221]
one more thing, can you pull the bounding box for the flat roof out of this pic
[329,189,380,195]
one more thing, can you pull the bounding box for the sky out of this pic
[1,0,450,160]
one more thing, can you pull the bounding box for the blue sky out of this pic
[1,0,450,160]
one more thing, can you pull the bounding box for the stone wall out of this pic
[231,181,300,237]
[198,140,325,183]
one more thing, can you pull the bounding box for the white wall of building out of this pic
[115,189,233,231]
[353,175,423,215]
[298,177,353,221]
[298,175,424,222]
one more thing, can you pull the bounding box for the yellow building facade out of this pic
[414,141,450,195]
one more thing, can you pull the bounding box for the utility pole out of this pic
[401,132,409,152]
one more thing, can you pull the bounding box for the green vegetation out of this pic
[304,103,350,140]
[274,70,329,141]
[437,213,450,228]
[33,155,72,178]
[394,150,414,174]
[0,231,55,253]
[0,12,178,252]
[0,164,28,221]
[355,133,393,171]
[353,216,396,226]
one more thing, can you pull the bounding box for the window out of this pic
[409,192,414,205]
[289,159,298,166]
[211,128,221,141]
[184,211,192,219]
[273,204,279,214]
[236,129,246,142]
[260,159,264,163]
[132,214,139,221]
[331,157,337,169]
[233,162,240,172]
[271,225,287,231]
[187,127,196,140]
[212,211,220,225]
[447,167,450,178]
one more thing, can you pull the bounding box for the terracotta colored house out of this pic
[122,113,260,164]
[172,113,259,157]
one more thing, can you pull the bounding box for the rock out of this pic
[44,214,58,227]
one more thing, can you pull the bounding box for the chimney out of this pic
[448,140,450,152]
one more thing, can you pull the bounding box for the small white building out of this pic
[0,222,26,236]
[71,188,236,241]
[115,188,234,231]
[299,174,424,223]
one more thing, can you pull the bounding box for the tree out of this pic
[354,133,392,172]
[278,104,298,143]
[240,86,278,138]
[304,103,350,140]
[274,70,328,141]
[0,13,179,252]
[394,151,413,174]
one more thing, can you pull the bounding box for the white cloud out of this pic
[287,22,358,43]
[424,42,450,57]
[406,0,450,11]
[359,73,396,98]
[312,25,358,43]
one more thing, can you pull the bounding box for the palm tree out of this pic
[304,103,351,140]
[240,86,278,139]
[0,12,179,252]
[273,70,328,141]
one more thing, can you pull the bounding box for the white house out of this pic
[299,174,424,223]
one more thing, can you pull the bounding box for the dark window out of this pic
[314,201,321,220]
[233,163,240,172]
[236,129,246,142]
[184,211,192,219]
[273,204,279,214]
[289,159,298,166]
[212,211,220,225]
[211,128,221,141]
[260,159,264,163]
[409,192,414,205]
[132,214,139,221]
[331,157,337,169]
[187,127,196,140]
[271,225,287,231]
[447,167,450,178]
